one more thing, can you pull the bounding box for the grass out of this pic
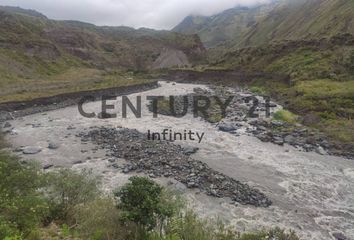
[294,79,354,99]
[319,118,354,143]
[0,130,6,149]
[249,86,267,95]
[265,48,333,80]
[0,68,155,103]
[273,110,298,124]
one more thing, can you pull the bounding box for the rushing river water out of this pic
[5,82,354,240]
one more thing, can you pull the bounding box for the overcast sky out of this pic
[0,0,272,29]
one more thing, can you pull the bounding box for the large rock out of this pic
[218,123,237,132]
[23,146,42,154]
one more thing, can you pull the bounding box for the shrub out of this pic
[249,86,266,95]
[273,110,298,124]
[0,153,48,238]
[73,198,131,240]
[163,211,239,240]
[149,211,299,240]
[44,169,100,223]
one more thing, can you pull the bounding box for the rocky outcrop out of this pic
[152,49,191,69]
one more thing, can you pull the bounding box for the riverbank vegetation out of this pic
[0,145,299,240]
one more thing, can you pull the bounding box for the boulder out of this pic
[23,146,42,155]
[218,123,237,132]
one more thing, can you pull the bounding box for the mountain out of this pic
[0,6,206,103]
[0,6,206,80]
[174,0,354,147]
[173,4,275,48]
[238,0,354,48]
[173,0,354,48]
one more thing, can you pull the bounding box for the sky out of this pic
[0,0,272,29]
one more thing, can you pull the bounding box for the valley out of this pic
[0,0,353,239]
[3,82,354,240]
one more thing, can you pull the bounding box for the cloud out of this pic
[0,0,272,29]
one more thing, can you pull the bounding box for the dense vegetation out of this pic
[0,144,299,240]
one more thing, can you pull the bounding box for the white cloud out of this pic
[0,0,272,29]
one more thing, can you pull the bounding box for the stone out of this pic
[284,135,296,144]
[48,142,59,150]
[332,232,347,240]
[174,182,187,193]
[271,120,285,127]
[218,123,236,132]
[187,181,196,188]
[78,127,272,207]
[111,163,119,169]
[43,164,54,170]
[23,146,42,155]
[272,136,284,146]
[183,146,199,155]
[316,146,327,155]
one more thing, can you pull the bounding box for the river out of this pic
[5,81,354,240]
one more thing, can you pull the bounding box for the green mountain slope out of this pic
[173,4,275,48]
[238,0,354,47]
[0,6,206,102]
[174,0,354,48]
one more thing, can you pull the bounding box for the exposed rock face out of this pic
[152,49,191,69]
[78,127,272,207]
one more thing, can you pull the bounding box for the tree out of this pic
[115,176,178,233]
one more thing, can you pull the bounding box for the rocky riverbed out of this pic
[2,81,354,240]
[148,85,353,159]
[78,127,271,207]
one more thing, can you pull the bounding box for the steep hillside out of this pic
[173,4,274,48]
[238,0,354,47]
[0,6,205,102]
[174,0,354,48]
